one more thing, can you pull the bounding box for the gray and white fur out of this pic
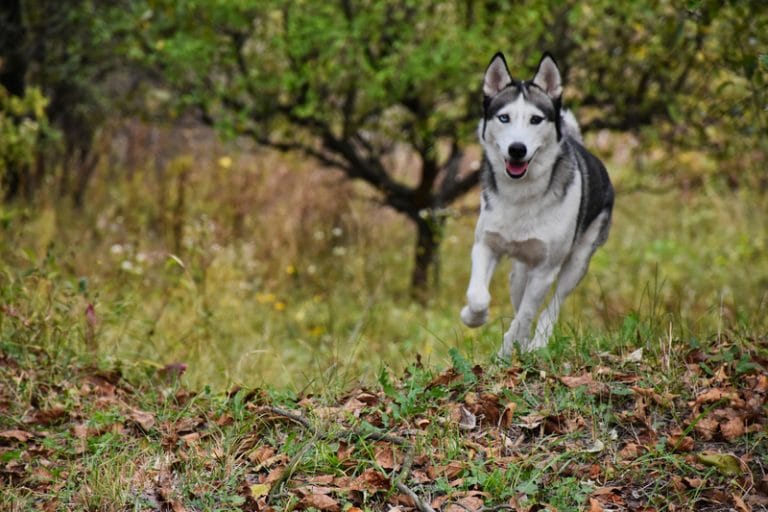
[460,52,613,357]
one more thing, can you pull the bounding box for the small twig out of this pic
[266,406,409,446]
[395,481,437,512]
[266,431,320,502]
[266,406,317,433]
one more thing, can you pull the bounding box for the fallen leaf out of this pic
[445,495,484,512]
[588,497,604,511]
[683,476,705,489]
[428,368,461,389]
[350,468,389,492]
[618,442,644,460]
[720,415,745,441]
[667,430,694,452]
[631,386,673,406]
[733,493,750,512]
[342,397,366,416]
[248,445,276,465]
[127,408,156,431]
[499,402,516,428]
[428,461,465,480]
[458,406,476,430]
[297,494,340,512]
[693,388,741,409]
[693,416,719,441]
[696,451,744,476]
[0,429,34,442]
[249,483,271,499]
[374,442,400,470]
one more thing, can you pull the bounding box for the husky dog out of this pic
[460,52,613,357]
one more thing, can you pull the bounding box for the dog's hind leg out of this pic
[500,267,558,358]
[530,210,611,350]
[461,242,499,328]
[509,261,529,313]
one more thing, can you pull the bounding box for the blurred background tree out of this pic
[1,0,766,296]
[0,0,135,205]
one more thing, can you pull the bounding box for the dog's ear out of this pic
[483,52,512,97]
[532,52,562,99]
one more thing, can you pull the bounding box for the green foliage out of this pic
[0,86,55,186]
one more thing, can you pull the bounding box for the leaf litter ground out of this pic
[1,336,767,511]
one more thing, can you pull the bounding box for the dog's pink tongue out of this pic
[505,160,528,177]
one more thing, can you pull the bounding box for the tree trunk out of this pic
[410,211,445,303]
[0,0,29,201]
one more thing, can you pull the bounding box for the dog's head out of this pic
[480,52,563,181]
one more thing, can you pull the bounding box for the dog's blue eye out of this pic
[497,114,510,123]
[530,115,544,125]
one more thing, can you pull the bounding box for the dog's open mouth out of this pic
[504,159,529,179]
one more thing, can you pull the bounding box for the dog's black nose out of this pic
[508,143,527,160]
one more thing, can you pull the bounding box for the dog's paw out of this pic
[496,345,513,361]
[460,305,488,327]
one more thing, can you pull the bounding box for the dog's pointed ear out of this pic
[483,52,512,97]
[532,52,562,99]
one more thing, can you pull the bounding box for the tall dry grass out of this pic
[1,120,765,390]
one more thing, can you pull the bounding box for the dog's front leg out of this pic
[461,242,498,328]
[499,267,557,357]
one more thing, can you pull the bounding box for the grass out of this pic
[1,328,766,510]
[0,132,767,509]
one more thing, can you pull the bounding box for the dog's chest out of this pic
[484,231,546,266]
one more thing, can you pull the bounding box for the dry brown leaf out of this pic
[588,497,604,512]
[0,429,34,442]
[342,397,366,416]
[337,441,354,462]
[297,493,340,512]
[179,432,201,445]
[350,468,389,492]
[720,415,746,441]
[445,495,484,512]
[390,493,416,508]
[248,445,276,465]
[255,453,290,472]
[753,374,768,394]
[127,408,156,431]
[693,388,742,409]
[428,461,465,480]
[307,475,335,486]
[733,493,751,512]
[500,402,516,428]
[618,442,644,460]
[355,391,379,405]
[428,368,460,389]
[294,485,334,497]
[693,416,719,441]
[631,386,673,406]
[518,413,544,430]
[559,373,608,394]
[374,442,400,470]
[264,465,286,484]
[667,430,694,452]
